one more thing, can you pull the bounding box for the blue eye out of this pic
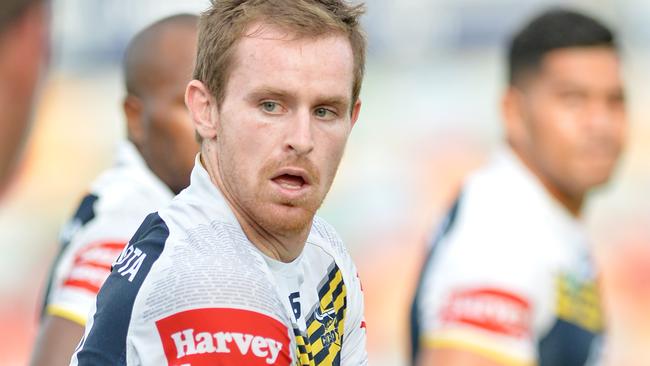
[315,107,335,119]
[262,101,278,113]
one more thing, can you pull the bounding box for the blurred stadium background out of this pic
[1,0,650,365]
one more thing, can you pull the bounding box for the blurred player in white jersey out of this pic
[30,14,199,366]
[411,9,626,366]
[0,0,50,196]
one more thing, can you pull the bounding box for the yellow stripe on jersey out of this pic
[422,331,533,366]
[295,263,347,366]
[46,304,87,326]
[555,273,603,332]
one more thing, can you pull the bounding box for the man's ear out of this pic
[350,98,362,129]
[123,94,144,147]
[185,80,218,140]
[502,86,527,148]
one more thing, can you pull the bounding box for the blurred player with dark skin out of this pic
[0,0,50,196]
[29,14,198,366]
[411,9,626,366]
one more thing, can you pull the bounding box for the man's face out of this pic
[512,47,626,196]
[136,27,198,194]
[210,24,360,234]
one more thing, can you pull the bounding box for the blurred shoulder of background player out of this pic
[0,0,50,197]
[29,14,198,366]
[413,8,626,366]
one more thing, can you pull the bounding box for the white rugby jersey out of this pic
[410,148,603,366]
[41,141,174,325]
[70,156,368,366]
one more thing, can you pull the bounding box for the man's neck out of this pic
[200,152,308,263]
[511,147,584,217]
[236,216,309,263]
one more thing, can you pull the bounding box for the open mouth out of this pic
[272,173,307,190]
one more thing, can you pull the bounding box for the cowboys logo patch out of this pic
[294,263,347,366]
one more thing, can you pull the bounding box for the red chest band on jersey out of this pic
[440,288,532,338]
[156,308,291,366]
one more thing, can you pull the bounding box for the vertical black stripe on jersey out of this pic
[409,195,462,365]
[539,319,599,366]
[39,193,99,317]
[75,212,168,365]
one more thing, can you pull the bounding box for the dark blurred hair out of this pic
[0,0,44,32]
[123,13,198,96]
[508,8,617,85]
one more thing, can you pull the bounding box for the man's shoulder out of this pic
[110,212,170,284]
[309,216,347,257]
[89,158,171,218]
[451,160,556,250]
[122,212,170,247]
[438,196,550,272]
[462,163,528,219]
[306,216,363,292]
[130,211,284,307]
[427,182,555,285]
[118,220,290,341]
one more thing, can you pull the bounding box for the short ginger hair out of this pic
[194,0,366,110]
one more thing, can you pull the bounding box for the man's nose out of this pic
[285,109,314,156]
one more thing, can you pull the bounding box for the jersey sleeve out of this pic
[45,237,127,325]
[416,227,548,366]
[38,193,129,326]
[311,217,369,364]
[44,212,137,325]
[70,213,167,365]
[341,266,368,365]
